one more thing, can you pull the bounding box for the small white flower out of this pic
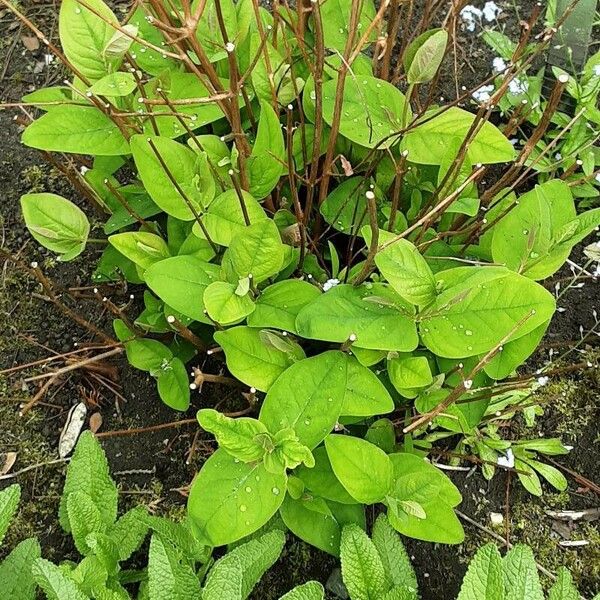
[555,153,562,161]
[463,379,473,390]
[225,42,235,53]
[460,5,482,31]
[472,84,494,103]
[509,78,529,95]
[537,375,549,386]
[44,53,54,66]
[593,64,600,77]
[595,173,600,183]
[322,278,340,292]
[492,57,507,73]
[497,448,515,468]
[79,165,89,175]
[482,1,502,22]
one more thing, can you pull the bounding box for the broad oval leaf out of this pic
[319,0,377,52]
[295,284,418,352]
[343,356,395,417]
[157,357,190,411]
[325,435,393,504]
[108,231,169,270]
[259,351,348,449]
[456,544,504,600]
[88,72,136,97]
[20,193,90,261]
[215,326,305,392]
[405,29,448,85]
[388,355,433,390]
[187,448,286,546]
[204,281,256,325]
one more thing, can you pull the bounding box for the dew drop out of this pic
[272,487,280,495]
[465,330,473,336]
[245,486,252,493]
[239,504,247,512]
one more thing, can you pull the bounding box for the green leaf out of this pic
[296,283,418,351]
[388,355,433,390]
[59,0,118,80]
[0,537,41,600]
[204,530,285,600]
[32,558,88,600]
[120,335,173,373]
[247,280,321,333]
[547,568,580,600]
[325,435,393,504]
[375,238,436,306]
[400,107,515,165]
[322,76,410,148]
[147,534,201,600]
[88,72,136,96]
[22,106,129,155]
[215,326,305,392]
[187,448,286,546]
[0,484,21,546]
[386,453,464,544]
[21,193,90,261]
[279,581,325,600]
[420,267,555,358]
[145,256,220,324]
[198,409,269,463]
[456,544,504,600]
[204,281,256,325]
[157,357,191,411]
[106,505,149,561]
[259,351,347,449]
[223,219,286,284]
[142,514,209,562]
[320,177,370,235]
[59,431,118,532]
[405,29,448,84]
[131,135,214,220]
[516,459,542,497]
[503,544,543,600]
[194,189,268,247]
[279,495,364,556]
[342,356,395,417]
[103,23,137,61]
[296,446,357,505]
[202,555,244,600]
[319,0,376,52]
[372,514,417,591]
[248,101,285,199]
[527,459,568,492]
[67,491,107,555]
[108,231,169,270]
[365,419,397,454]
[340,524,387,600]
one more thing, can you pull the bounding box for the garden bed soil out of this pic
[0,1,599,598]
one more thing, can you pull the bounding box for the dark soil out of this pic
[1,1,598,599]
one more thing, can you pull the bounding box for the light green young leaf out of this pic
[0,484,21,546]
[547,567,580,600]
[193,0,238,61]
[420,267,555,358]
[322,76,410,148]
[372,514,417,591]
[247,280,321,333]
[198,409,269,463]
[215,326,305,392]
[400,107,515,165]
[204,281,256,325]
[319,0,376,52]
[0,537,41,600]
[325,435,393,504]
[59,431,118,532]
[295,284,418,352]
[128,8,176,75]
[157,357,191,411]
[279,581,325,600]
[108,231,170,270]
[147,534,201,600]
[32,558,89,600]
[388,355,433,390]
[503,544,543,600]
[456,544,504,600]
[22,106,129,155]
[131,135,214,220]
[88,72,136,97]
[102,23,137,60]
[59,0,118,80]
[204,530,285,600]
[259,351,347,449]
[187,448,286,546]
[224,219,286,284]
[67,491,107,555]
[340,524,387,600]
[248,101,286,199]
[342,356,395,417]
[375,238,436,306]
[21,193,90,261]
[405,29,448,85]
[265,429,315,474]
[194,189,267,247]
[144,256,220,324]
[296,446,357,505]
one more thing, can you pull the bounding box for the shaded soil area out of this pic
[1,1,599,598]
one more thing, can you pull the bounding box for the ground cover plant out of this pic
[1,0,599,595]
